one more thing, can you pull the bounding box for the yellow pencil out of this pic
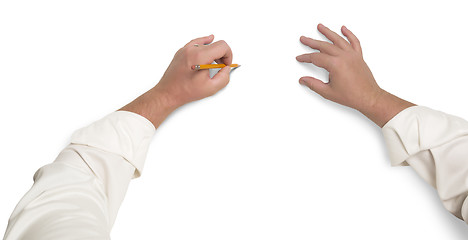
[191,64,240,70]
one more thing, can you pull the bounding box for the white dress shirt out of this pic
[383,106,468,222]
[3,111,155,239]
[3,106,468,239]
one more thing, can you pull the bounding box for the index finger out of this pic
[203,40,233,66]
[300,36,340,56]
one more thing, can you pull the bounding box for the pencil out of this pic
[191,64,240,70]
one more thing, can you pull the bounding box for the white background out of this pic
[1,0,468,239]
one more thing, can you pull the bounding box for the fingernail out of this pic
[299,78,306,85]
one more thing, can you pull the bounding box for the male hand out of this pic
[120,35,234,128]
[156,35,233,108]
[296,24,414,127]
[296,24,381,113]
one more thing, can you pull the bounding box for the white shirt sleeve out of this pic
[382,106,468,222]
[4,111,155,240]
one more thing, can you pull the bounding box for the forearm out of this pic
[119,86,180,129]
[359,90,416,128]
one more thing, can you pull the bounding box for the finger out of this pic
[213,59,230,65]
[300,36,340,56]
[210,66,231,92]
[204,40,233,66]
[187,34,214,46]
[299,76,330,98]
[341,26,362,54]
[317,24,350,50]
[296,52,333,69]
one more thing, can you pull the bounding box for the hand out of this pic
[155,34,233,108]
[296,24,414,127]
[120,35,234,128]
[296,24,381,113]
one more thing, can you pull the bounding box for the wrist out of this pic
[119,87,180,129]
[149,86,182,111]
[356,88,385,116]
[152,81,189,109]
[359,90,415,128]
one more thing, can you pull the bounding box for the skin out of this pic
[119,35,233,128]
[296,24,415,127]
[120,25,412,129]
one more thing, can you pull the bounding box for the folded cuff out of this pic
[382,106,468,166]
[70,111,156,178]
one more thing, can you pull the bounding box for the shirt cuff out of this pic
[382,106,468,166]
[70,111,156,178]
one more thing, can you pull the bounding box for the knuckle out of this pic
[353,51,362,58]
[216,40,228,48]
[218,40,227,45]
[181,46,190,55]
[220,40,232,51]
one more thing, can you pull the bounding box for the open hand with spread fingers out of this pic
[296,24,414,127]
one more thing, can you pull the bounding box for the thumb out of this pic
[210,66,231,92]
[299,76,329,98]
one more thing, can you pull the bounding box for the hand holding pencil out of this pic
[153,34,237,108]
